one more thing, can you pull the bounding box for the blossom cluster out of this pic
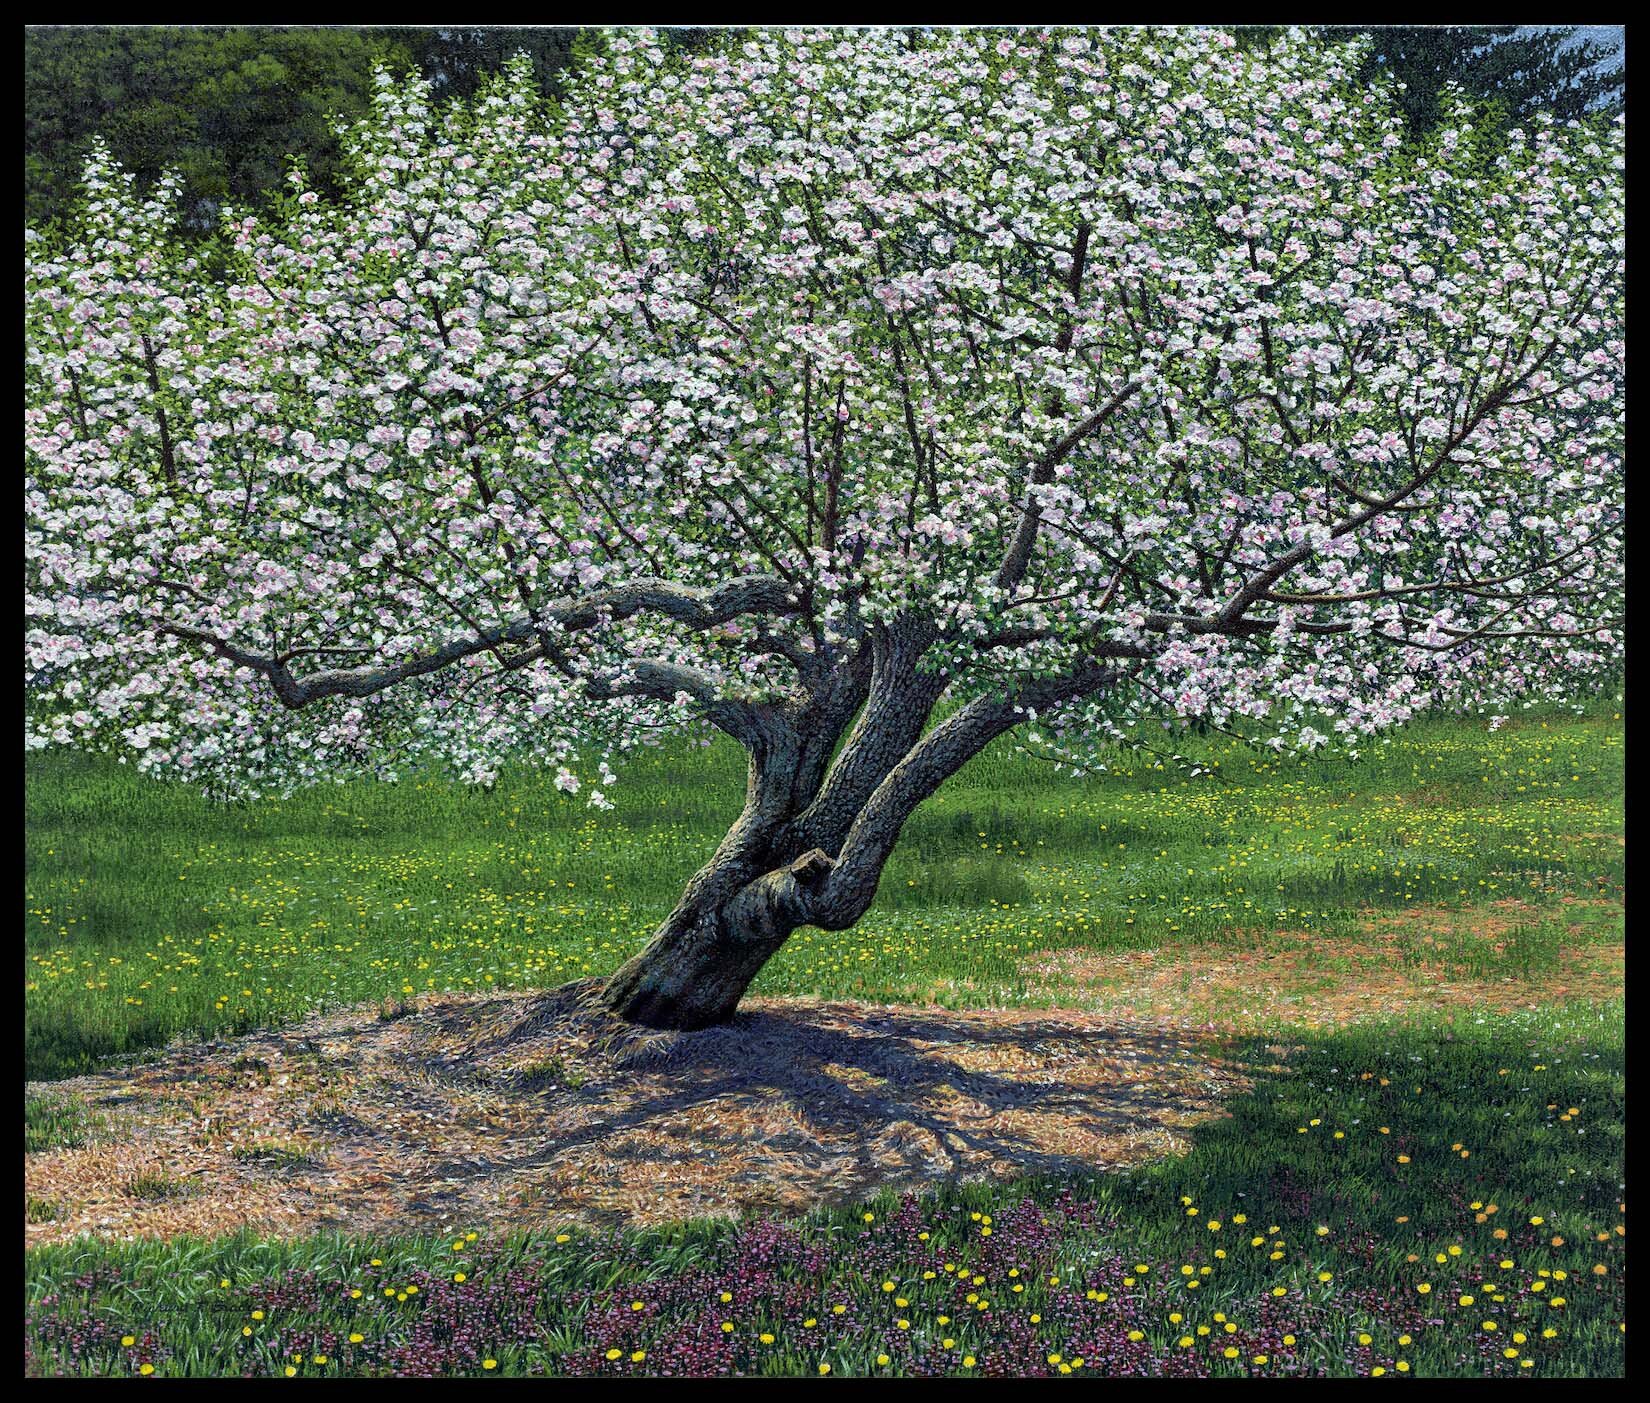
[24,28,1624,794]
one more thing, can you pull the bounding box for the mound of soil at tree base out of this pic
[24,981,1252,1247]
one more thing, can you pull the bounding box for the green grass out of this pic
[23,1001,1625,1377]
[24,1089,110,1153]
[123,1171,192,1202]
[23,705,1626,1377]
[25,704,1624,1080]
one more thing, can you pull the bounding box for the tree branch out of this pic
[155,574,799,710]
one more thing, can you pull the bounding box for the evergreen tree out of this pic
[26,26,729,230]
[1238,25,1624,133]
[24,26,418,228]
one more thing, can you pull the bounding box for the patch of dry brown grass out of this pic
[1018,899,1623,1034]
[24,984,1248,1247]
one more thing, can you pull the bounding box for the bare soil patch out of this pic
[1019,900,1624,1034]
[23,983,1249,1248]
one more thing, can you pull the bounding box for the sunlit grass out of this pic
[24,705,1623,1079]
[24,1001,1625,1377]
[23,705,1626,1377]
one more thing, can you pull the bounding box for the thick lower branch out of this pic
[783,619,948,856]
[810,659,1131,930]
[600,654,1132,1029]
[156,573,799,711]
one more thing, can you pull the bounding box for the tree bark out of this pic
[599,902,779,1030]
[596,627,1126,1031]
[597,628,934,1030]
[599,848,832,1029]
[599,702,849,1029]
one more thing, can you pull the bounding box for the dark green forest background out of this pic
[25,25,1625,233]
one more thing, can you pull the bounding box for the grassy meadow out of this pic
[24,703,1626,1377]
[25,1002,1625,1377]
[25,705,1624,1081]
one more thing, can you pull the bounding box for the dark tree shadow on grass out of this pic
[397,984,1244,1211]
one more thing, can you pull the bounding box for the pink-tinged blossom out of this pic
[23,28,1623,803]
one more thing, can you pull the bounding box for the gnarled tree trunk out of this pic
[599,620,1126,1030]
[601,620,941,1028]
[600,848,834,1029]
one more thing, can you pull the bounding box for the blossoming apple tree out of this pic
[25,28,1624,1027]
